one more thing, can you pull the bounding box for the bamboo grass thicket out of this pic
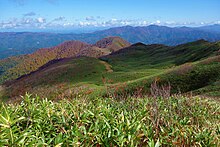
[0,93,219,146]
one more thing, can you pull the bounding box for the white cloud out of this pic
[63,22,74,27]
[215,21,220,24]
[141,21,148,26]
[111,18,117,21]
[0,17,47,29]
[156,20,161,24]
[77,19,151,27]
[165,21,176,25]
[1,15,220,30]
[79,21,99,27]
[37,17,46,23]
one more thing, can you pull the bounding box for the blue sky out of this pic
[0,0,220,31]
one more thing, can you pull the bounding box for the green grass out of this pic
[103,69,163,83]
[113,58,220,97]
[2,54,220,101]
[97,41,220,97]
[101,44,174,72]
[195,80,220,98]
[0,94,219,146]
[1,57,107,101]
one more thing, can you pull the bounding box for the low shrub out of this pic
[0,94,219,146]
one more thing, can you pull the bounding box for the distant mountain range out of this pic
[197,24,220,33]
[0,24,220,59]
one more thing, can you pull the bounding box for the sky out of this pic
[0,0,220,32]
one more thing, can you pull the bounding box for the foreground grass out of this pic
[0,94,219,146]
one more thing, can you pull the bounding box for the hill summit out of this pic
[94,36,131,52]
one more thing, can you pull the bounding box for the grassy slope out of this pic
[103,40,219,71]
[0,37,130,84]
[193,56,220,97]
[2,57,107,101]
[100,40,220,96]
[1,40,220,101]
[102,57,220,98]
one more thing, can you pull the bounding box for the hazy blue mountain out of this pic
[197,24,220,33]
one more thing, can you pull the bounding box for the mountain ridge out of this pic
[1,25,220,59]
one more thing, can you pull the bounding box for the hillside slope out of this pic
[102,39,220,71]
[1,57,106,101]
[1,40,220,101]
[0,37,130,84]
[98,40,220,96]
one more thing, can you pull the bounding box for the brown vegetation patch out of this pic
[200,55,220,64]
[99,61,113,73]
[170,63,194,75]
